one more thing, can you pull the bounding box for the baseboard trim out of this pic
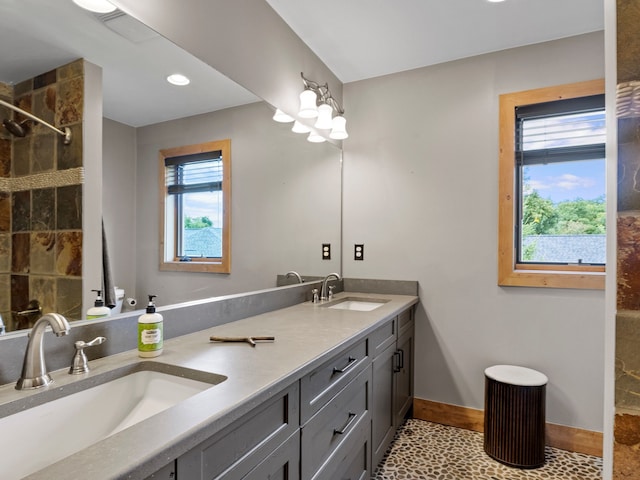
[413,397,602,457]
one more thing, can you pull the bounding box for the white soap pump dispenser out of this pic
[138,295,163,357]
[87,289,111,319]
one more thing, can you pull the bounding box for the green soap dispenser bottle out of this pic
[138,295,163,357]
[87,289,111,319]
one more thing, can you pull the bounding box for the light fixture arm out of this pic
[301,72,344,115]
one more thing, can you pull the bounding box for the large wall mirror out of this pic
[0,0,342,333]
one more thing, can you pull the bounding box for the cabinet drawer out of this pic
[308,400,370,480]
[301,366,371,479]
[370,318,396,359]
[243,430,300,480]
[177,383,299,480]
[398,308,413,338]
[300,339,369,423]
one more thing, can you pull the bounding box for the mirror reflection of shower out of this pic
[0,98,72,144]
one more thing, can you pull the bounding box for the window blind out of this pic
[165,150,223,195]
[516,94,605,165]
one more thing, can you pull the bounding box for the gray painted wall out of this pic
[342,31,605,431]
[103,118,137,302]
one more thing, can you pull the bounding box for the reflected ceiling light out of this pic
[307,132,326,143]
[167,73,190,86]
[273,109,295,123]
[72,0,117,13]
[291,121,311,133]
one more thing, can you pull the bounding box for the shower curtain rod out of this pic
[0,98,72,144]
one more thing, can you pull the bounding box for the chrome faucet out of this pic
[285,271,303,283]
[321,272,341,301]
[16,313,71,390]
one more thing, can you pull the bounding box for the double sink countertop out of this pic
[0,292,418,480]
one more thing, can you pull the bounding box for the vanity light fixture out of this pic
[72,0,117,13]
[297,72,348,140]
[167,73,190,86]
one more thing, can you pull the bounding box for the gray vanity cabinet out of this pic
[370,307,415,472]
[394,309,414,426]
[300,337,372,480]
[175,382,299,479]
[146,305,414,480]
[370,317,398,470]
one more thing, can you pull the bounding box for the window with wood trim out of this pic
[159,139,231,273]
[498,80,605,289]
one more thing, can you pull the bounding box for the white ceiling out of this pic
[0,0,604,127]
[0,0,259,127]
[265,0,605,83]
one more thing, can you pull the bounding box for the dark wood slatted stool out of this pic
[484,365,548,469]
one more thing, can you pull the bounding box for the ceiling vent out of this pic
[94,9,159,43]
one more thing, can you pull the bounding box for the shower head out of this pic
[0,99,71,144]
[2,119,29,138]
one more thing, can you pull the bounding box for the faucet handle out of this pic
[328,285,335,301]
[69,336,106,375]
[76,336,106,349]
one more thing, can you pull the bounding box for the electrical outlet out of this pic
[322,243,331,260]
[354,244,364,261]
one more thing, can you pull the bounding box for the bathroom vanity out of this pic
[0,289,417,479]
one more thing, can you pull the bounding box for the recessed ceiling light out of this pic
[72,0,117,13]
[167,74,190,86]
[487,0,506,2]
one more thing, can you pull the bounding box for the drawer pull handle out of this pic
[333,412,357,435]
[332,356,357,374]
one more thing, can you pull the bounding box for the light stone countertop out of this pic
[0,292,418,480]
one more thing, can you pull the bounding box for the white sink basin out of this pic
[327,298,388,311]
[0,364,226,480]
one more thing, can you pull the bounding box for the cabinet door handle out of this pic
[393,351,401,373]
[398,348,405,369]
[332,356,357,374]
[333,412,357,435]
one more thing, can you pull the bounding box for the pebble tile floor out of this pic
[372,419,603,480]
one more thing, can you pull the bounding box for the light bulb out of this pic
[272,109,294,123]
[314,104,334,130]
[307,132,326,143]
[292,121,311,134]
[329,115,348,140]
[298,90,318,118]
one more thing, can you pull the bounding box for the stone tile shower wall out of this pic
[615,1,640,476]
[0,59,84,331]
